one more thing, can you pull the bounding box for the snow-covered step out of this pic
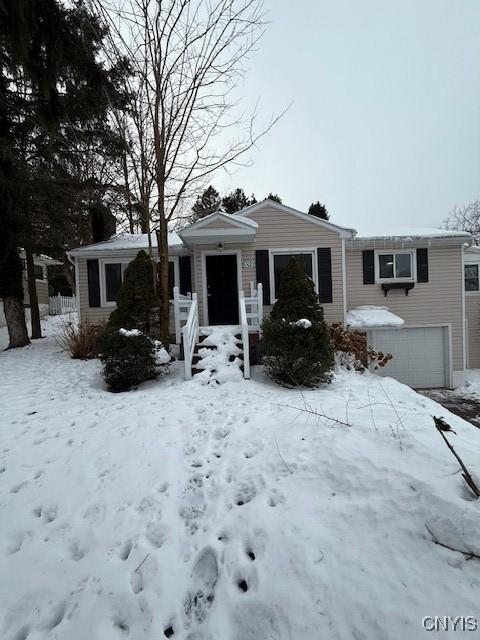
[191,326,244,384]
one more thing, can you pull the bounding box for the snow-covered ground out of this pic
[1,316,480,640]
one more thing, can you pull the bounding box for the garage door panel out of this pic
[371,327,447,389]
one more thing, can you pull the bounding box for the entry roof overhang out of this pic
[179,211,257,246]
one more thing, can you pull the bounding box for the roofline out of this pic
[233,199,357,238]
[346,235,473,249]
[68,245,189,258]
[180,210,257,235]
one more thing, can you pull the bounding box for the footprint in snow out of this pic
[10,481,29,494]
[184,547,218,627]
[231,602,291,640]
[118,539,133,561]
[130,554,158,594]
[32,506,57,523]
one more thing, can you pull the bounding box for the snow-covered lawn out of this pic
[1,316,480,640]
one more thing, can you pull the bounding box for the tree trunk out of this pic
[3,296,29,349]
[62,254,76,294]
[156,216,169,347]
[24,241,42,339]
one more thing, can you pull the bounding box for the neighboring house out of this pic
[0,250,59,328]
[68,200,473,389]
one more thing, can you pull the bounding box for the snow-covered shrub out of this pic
[99,328,161,392]
[330,323,392,372]
[58,320,104,359]
[108,250,156,333]
[261,258,333,387]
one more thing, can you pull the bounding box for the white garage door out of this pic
[368,326,449,389]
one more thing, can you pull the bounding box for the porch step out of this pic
[191,326,245,383]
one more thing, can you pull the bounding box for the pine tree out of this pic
[261,258,333,387]
[308,201,329,220]
[266,193,282,203]
[108,250,156,332]
[222,188,257,214]
[191,185,221,222]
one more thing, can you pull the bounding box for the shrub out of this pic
[330,323,392,372]
[99,328,158,392]
[108,250,156,332]
[261,257,333,387]
[58,320,104,359]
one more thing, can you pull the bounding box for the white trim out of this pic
[464,261,480,295]
[201,249,242,325]
[462,250,467,371]
[74,257,81,322]
[341,238,347,326]
[367,323,453,389]
[233,199,356,238]
[374,249,416,283]
[267,248,318,305]
[183,211,258,231]
[465,318,469,369]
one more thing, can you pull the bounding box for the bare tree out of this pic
[92,0,283,344]
[444,199,480,244]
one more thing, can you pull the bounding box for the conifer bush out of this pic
[99,328,158,392]
[108,250,156,332]
[261,258,333,387]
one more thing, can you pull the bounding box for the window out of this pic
[271,251,315,301]
[377,251,413,281]
[34,265,44,280]
[465,264,479,292]
[105,263,123,302]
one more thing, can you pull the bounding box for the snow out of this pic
[69,231,184,255]
[355,227,472,240]
[346,305,405,329]
[1,316,480,639]
[290,318,312,329]
[194,326,244,385]
[119,328,142,337]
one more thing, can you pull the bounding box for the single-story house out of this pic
[68,200,474,389]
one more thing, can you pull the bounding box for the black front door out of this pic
[206,254,239,325]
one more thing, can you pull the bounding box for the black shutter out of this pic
[87,259,100,307]
[179,256,192,295]
[416,248,429,282]
[362,250,375,284]
[168,261,175,299]
[317,248,332,303]
[255,250,270,305]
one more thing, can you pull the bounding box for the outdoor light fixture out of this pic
[217,242,224,251]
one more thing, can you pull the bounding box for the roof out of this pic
[355,227,472,241]
[68,232,184,256]
[233,199,357,238]
[346,306,405,330]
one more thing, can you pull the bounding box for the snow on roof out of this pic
[355,227,471,241]
[346,306,405,330]
[71,232,184,254]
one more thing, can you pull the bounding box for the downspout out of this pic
[341,238,347,326]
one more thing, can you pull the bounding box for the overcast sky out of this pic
[215,0,480,232]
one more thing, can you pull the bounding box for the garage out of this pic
[367,326,450,389]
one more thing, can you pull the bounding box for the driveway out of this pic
[420,388,480,428]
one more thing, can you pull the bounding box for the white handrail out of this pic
[242,282,263,335]
[238,291,250,379]
[173,286,193,344]
[182,293,198,380]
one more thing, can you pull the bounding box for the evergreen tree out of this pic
[261,258,333,387]
[222,188,256,214]
[308,201,329,220]
[108,250,155,332]
[266,193,282,203]
[191,185,221,222]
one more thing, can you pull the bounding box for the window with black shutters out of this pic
[272,252,313,300]
[105,263,123,302]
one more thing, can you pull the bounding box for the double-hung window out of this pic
[376,251,414,282]
[465,263,480,292]
[270,250,316,303]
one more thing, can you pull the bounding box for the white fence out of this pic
[173,287,194,344]
[49,293,77,315]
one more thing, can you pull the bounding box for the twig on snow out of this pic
[425,524,480,561]
[273,432,293,475]
[278,403,351,428]
[432,416,480,499]
[134,553,150,573]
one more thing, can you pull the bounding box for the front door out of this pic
[206,254,239,325]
